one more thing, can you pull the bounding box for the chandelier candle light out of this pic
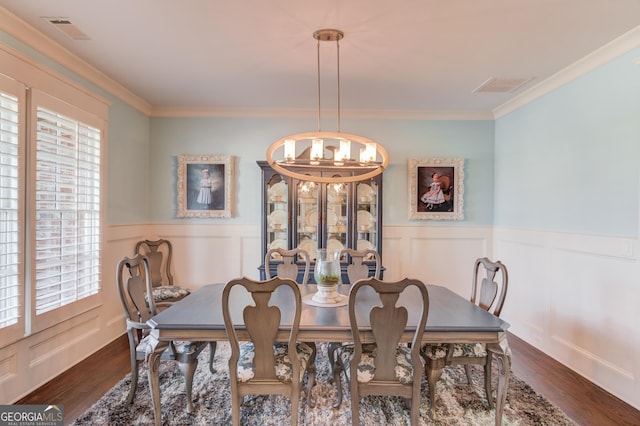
[266,29,389,184]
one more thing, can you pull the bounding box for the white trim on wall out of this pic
[494,25,640,118]
[494,226,640,410]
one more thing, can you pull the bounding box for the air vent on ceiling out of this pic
[42,17,90,40]
[473,77,533,93]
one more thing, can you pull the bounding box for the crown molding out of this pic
[494,25,640,119]
[0,7,152,115]
[4,6,636,122]
[151,106,494,121]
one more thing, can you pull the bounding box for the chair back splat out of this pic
[135,239,191,305]
[471,257,509,317]
[265,247,311,284]
[339,248,381,283]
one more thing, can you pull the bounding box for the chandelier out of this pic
[266,29,389,184]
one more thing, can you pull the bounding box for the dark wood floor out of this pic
[17,332,640,425]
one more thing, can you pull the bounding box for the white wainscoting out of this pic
[381,225,493,297]
[7,222,639,412]
[151,223,262,289]
[494,227,640,411]
[152,223,494,297]
[2,223,152,404]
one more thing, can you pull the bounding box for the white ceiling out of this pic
[1,0,639,115]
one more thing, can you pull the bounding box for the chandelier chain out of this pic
[317,37,321,132]
[337,36,341,133]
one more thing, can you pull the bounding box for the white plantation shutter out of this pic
[34,106,101,315]
[0,47,107,341]
[0,89,22,331]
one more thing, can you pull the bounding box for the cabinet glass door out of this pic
[326,182,347,257]
[355,180,378,251]
[296,180,319,260]
[266,175,288,252]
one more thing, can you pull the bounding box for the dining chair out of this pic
[265,247,311,284]
[421,257,509,412]
[336,277,429,425]
[135,239,191,306]
[328,248,381,407]
[116,254,209,412]
[222,276,315,426]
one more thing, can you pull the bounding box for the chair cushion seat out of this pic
[236,342,313,383]
[421,342,487,359]
[337,343,416,384]
[137,335,203,359]
[151,285,191,303]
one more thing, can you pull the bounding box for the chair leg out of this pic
[127,330,141,405]
[291,389,300,426]
[306,343,317,406]
[208,341,217,373]
[327,342,344,408]
[464,364,474,385]
[351,384,359,426]
[128,354,139,404]
[228,377,240,426]
[327,342,338,383]
[484,353,494,409]
[425,360,446,419]
[411,384,421,426]
[178,358,199,413]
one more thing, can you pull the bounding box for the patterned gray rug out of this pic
[73,342,576,425]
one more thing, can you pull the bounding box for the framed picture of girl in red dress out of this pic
[177,154,234,218]
[408,158,464,220]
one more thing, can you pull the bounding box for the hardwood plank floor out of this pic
[17,332,640,425]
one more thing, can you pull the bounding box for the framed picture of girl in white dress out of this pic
[177,154,234,218]
[408,158,464,220]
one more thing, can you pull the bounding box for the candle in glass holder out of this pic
[310,138,323,164]
[284,139,296,161]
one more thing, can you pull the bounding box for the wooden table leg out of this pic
[487,335,511,426]
[146,337,169,426]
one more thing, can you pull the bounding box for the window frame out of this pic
[0,45,108,343]
[28,89,105,334]
[0,72,26,344]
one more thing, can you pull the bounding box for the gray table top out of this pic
[148,283,509,334]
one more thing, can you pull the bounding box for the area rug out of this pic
[73,342,576,425]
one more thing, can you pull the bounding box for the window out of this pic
[0,47,107,343]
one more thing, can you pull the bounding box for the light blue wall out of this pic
[149,117,495,226]
[0,31,151,225]
[107,103,151,224]
[495,48,640,237]
[7,26,637,235]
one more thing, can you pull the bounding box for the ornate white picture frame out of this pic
[408,157,464,220]
[177,154,234,218]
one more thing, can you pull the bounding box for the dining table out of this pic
[145,282,511,425]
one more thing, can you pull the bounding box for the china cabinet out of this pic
[257,161,383,283]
